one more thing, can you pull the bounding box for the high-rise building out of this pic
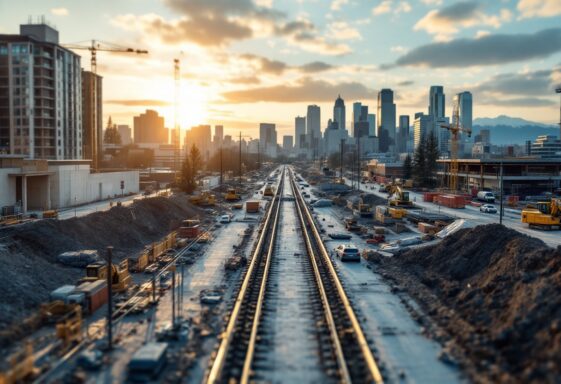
[134,110,167,144]
[429,86,445,119]
[352,102,362,133]
[117,124,132,145]
[184,124,212,160]
[377,89,396,152]
[214,125,223,145]
[453,91,473,155]
[282,135,293,152]
[306,105,321,157]
[82,71,102,169]
[367,114,376,137]
[414,113,433,149]
[0,22,83,159]
[295,116,306,149]
[333,96,346,132]
[398,115,409,153]
[260,123,277,158]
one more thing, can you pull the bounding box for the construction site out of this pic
[0,160,558,384]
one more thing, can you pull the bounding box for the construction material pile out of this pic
[0,196,201,329]
[371,224,561,383]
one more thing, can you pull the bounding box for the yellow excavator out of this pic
[189,191,216,207]
[81,260,131,293]
[387,184,413,207]
[521,198,561,230]
[225,188,241,202]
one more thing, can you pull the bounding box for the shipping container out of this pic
[435,194,465,209]
[246,201,260,213]
[76,280,108,314]
[50,285,77,303]
[418,222,437,234]
[128,342,168,382]
[423,192,440,202]
[177,226,200,239]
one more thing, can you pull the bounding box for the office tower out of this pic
[436,116,450,154]
[360,105,368,121]
[282,135,293,152]
[295,116,306,149]
[117,124,132,145]
[134,110,167,144]
[214,125,223,145]
[353,121,370,138]
[413,113,433,149]
[333,95,346,132]
[398,115,409,153]
[260,123,277,158]
[82,70,102,169]
[429,86,445,119]
[453,91,473,155]
[352,102,362,130]
[0,22,82,159]
[184,124,212,160]
[306,105,321,157]
[377,89,396,152]
[367,114,375,137]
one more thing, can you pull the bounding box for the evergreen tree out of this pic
[179,144,202,193]
[403,154,412,180]
[412,136,426,186]
[103,116,121,144]
[425,132,440,187]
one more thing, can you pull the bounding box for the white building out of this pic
[530,135,561,158]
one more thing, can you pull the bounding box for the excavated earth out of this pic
[0,195,202,333]
[370,224,561,383]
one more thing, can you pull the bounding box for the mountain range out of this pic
[471,115,559,145]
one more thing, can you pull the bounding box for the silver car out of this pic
[334,244,361,262]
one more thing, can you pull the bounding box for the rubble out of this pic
[370,223,561,383]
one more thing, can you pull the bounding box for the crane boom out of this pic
[63,40,148,73]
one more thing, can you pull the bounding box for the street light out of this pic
[556,86,561,140]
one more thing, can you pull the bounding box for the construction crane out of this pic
[63,40,148,74]
[173,58,181,179]
[440,109,471,191]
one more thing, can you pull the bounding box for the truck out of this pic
[477,191,496,203]
[246,201,260,213]
[128,342,168,382]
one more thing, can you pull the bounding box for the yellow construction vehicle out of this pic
[388,207,407,219]
[0,343,35,384]
[82,260,131,292]
[263,184,275,197]
[189,191,216,207]
[225,188,241,201]
[43,210,58,219]
[387,184,414,207]
[521,198,561,230]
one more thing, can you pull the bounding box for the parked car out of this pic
[329,232,352,240]
[76,349,103,370]
[480,204,497,214]
[333,244,361,262]
[219,214,231,223]
[144,264,159,274]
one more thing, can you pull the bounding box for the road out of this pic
[346,179,561,248]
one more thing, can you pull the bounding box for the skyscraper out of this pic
[352,102,362,131]
[377,89,396,152]
[134,110,167,144]
[82,71,102,169]
[282,135,293,152]
[398,115,410,153]
[429,86,445,119]
[184,124,212,160]
[367,114,376,137]
[333,95,346,132]
[214,125,224,146]
[117,124,132,145]
[295,116,306,149]
[0,22,83,159]
[259,123,277,158]
[306,105,321,157]
[453,91,473,132]
[414,113,433,149]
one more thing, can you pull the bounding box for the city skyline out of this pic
[0,1,560,141]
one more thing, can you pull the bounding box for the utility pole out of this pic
[257,142,260,170]
[219,146,223,193]
[556,86,561,140]
[340,139,344,182]
[499,162,504,225]
[357,136,361,190]
[105,246,113,351]
[171,267,176,327]
[239,132,242,187]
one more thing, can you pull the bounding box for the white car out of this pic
[219,214,231,223]
[333,244,361,262]
[480,204,497,214]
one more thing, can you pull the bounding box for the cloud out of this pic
[390,45,407,53]
[421,0,443,4]
[473,67,561,95]
[373,0,411,16]
[518,0,561,19]
[106,99,172,107]
[274,19,352,55]
[228,76,262,85]
[240,54,334,75]
[50,7,69,16]
[384,28,561,68]
[331,0,349,11]
[326,21,362,41]
[299,61,334,73]
[414,1,512,40]
[480,97,555,107]
[397,80,414,86]
[221,77,377,103]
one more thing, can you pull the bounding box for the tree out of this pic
[179,144,202,193]
[425,132,440,188]
[403,154,412,180]
[103,116,121,144]
[412,136,426,186]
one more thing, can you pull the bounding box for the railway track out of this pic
[206,167,383,384]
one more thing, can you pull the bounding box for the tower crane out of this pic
[63,40,148,74]
[440,108,471,191]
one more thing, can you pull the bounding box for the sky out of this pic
[1,0,560,140]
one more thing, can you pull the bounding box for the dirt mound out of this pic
[372,224,561,383]
[0,195,202,328]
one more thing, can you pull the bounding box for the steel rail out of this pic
[290,169,384,384]
[206,170,285,384]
